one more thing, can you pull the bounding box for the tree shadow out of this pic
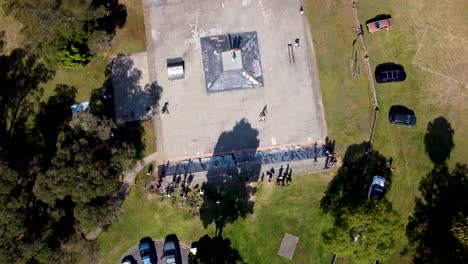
[189,234,244,264]
[199,118,260,237]
[93,0,128,34]
[321,142,393,214]
[406,117,467,263]
[90,56,163,159]
[424,116,455,165]
[110,54,163,123]
[0,48,54,162]
[35,85,77,167]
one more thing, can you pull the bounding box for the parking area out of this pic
[148,0,326,159]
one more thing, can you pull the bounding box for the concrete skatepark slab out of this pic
[148,0,326,160]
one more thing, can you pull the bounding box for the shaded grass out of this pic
[97,172,334,264]
[142,120,156,156]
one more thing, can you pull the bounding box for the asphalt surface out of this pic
[120,240,190,264]
[148,0,327,160]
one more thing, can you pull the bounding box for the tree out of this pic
[34,112,133,203]
[0,163,27,262]
[74,199,114,232]
[34,112,134,230]
[323,201,405,263]
[88,30,113,55]
[452,213,468,248]
[60,41,92,67]
[1,0,111,66]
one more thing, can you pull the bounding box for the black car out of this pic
[388,105,416,126]
[375,63,406,83]
[139,238,157,264]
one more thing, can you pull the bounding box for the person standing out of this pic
[161,102,169,114]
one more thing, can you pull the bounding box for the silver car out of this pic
[368,175,385,199]
[163,240,180,264]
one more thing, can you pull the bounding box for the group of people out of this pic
[261,164,293,186]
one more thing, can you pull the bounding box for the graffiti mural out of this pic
[163,145,326,175]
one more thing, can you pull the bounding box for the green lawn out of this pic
[307,0,468,262]
[97,170,335,264]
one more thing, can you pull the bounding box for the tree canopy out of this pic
[323,201,405,263]
[2,0,126,67]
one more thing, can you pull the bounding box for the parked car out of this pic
[388,105,416,126]
[368,176,385,199]
[366,17,393,33]
[139,238,156,264]
[375,63,406,83]
[163,239,181,264]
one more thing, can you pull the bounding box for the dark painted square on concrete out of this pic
[278,233,299,260]
[200,31,264,93]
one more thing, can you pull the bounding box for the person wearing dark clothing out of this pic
[261,172,265,182]
[279,165,284,177]
[161,102,169,114]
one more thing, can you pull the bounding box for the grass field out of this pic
[307,0,468,262]
[97,168,335,264]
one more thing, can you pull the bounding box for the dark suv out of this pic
[375,63,406,83]
[388,105,416,126]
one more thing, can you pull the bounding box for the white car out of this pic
[368,176,385,199]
